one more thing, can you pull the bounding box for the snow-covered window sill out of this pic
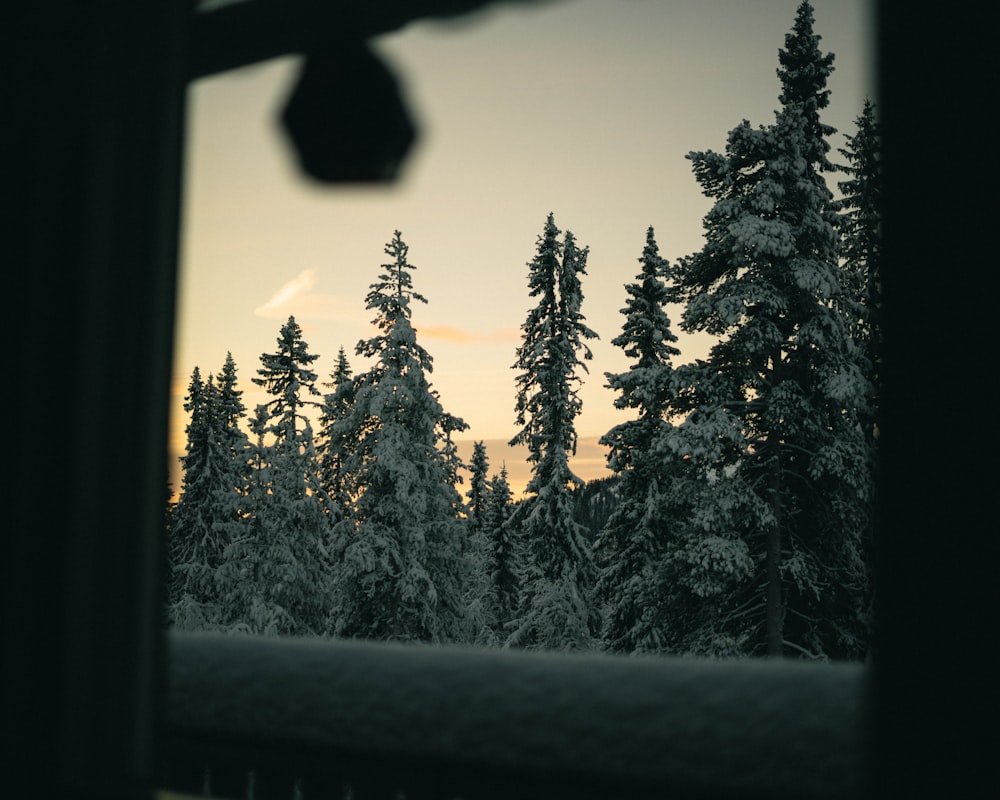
[160,632,867,799]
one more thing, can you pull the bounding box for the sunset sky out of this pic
[171,0,876,497]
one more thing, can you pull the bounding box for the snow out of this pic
[167,631,867,798]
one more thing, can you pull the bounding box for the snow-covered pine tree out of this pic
[467,441,491,534]
[216,352,247,433]
[481,465,520,644]
[215,404,290,634]
[215,351,251,509]
[595,227,684,654]
[506,214,600,651]
[834,99,881,655]
[252,315,323,440]
[436,409,470,506]
[245,403,273,521]
[168,366,244,630]
[838,99,881,444]
[651,406,765,657]
[436,408,478,629]
[670,1,872,659]
[329,231,472,644]
[262,409,336,633]
[216,320,335,636]
[316,346,356,517]
[462,441,493,642]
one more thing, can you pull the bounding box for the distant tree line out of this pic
[167,1,879,660]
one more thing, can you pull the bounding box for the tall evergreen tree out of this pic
[436,409,470,507]
[595,227,683,654]
[462,441,492,642]
[481,465,520,644]
[506,214,600,651]
[252,315,322,443]
[316,346,356,517]
[168,366,244,630]
[670,1,872,659]
[838,99,882,442]
[215,351,251,510]
[467,441,491,533]
[330,231,471,643]
[216,320,335,636]
[651,407,765,657]
[216,351,247,432]
[216,405,285,634]
[835,99,881,653]
[244,404,274,518]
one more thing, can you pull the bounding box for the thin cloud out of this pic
[417,324,520,344]
[254,269,360,321]
[256,269,316,314]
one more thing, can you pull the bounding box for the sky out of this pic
[172,0,876,497]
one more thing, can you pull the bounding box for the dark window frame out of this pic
[6,1,993,798]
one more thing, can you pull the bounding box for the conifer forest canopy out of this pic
[169,1,881,661]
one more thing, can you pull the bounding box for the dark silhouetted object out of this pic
[282,45,417,183]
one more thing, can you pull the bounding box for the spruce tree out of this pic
[506,214,600,651]
[595,227,683,654]
[252,315,322,442]
[330,231,471,643]
[215,351,251,511]
[216,405,287,634]
[652,407,764,656]
[168,366,244,630]
[671,1,872,658]
[482,465,520,643]
[467,441,491,533]
[461,441,492,642]
[216,320,335,636]
[838,99,882,443]
[436,410,470,506]
[244,404,273,520]
[835,99,881,654]
[216,351,247,433]
[316,346,356,517]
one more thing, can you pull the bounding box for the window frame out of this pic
[7,1,993,798]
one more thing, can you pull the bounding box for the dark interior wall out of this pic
[869,1,997,796]
[6,2,188,796]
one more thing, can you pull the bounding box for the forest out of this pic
[166,1,880,661]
